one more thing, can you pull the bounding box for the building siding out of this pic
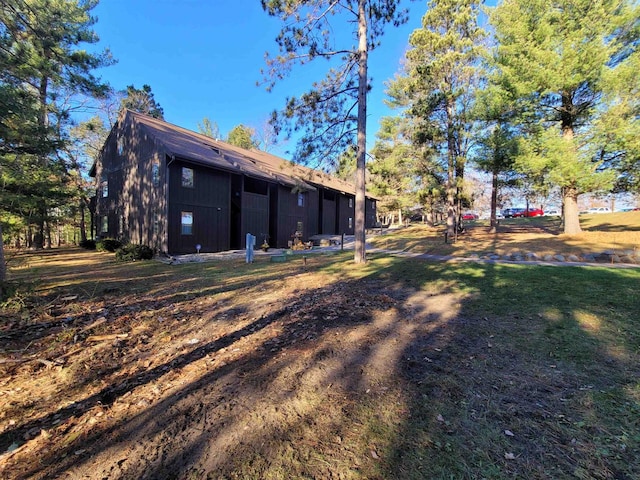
[168,160,230,254]
[93,110,378,255]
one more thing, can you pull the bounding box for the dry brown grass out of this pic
[370,211,640,258]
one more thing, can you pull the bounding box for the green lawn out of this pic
[1,248,639,479]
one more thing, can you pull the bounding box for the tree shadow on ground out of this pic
[383,260,640,479]
[2,251,639,479]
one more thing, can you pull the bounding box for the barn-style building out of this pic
[90,110,377,254]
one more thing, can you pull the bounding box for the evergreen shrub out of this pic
[115,244,154,262]
[97,238,122,252]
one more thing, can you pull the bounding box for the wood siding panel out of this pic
[365,199,377,228]
[168,161,230,253]
[322,198,336,234]
[242,191,269,246]
[307,190,320,238]
[337,194,355,234]
[274,186,307,247]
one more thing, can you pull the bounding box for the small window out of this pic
[181,211,193,235]
[349,198,353,208]
[118,215,124,234]
[349,217,353,229]
[101,216,108,234]
[297,192,304,207]
[117,136,124,156]
[101,179,108,198]
[152,162,160,186]
[182,167,194,188]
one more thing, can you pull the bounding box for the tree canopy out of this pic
[119,84,164,119]
[0,0,113,265]
[262,0,410,263]
[489,0,639,233]
[227,124,259,150]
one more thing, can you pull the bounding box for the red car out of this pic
[524,208,544,217]
[462,212,478,220]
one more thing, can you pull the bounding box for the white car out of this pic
[587,207,611,214]
[545,209,560,216]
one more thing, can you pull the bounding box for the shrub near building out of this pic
[115,244,154,262]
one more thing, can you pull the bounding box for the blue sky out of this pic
[89,0,429,157]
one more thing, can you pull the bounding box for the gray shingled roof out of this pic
[127,110,362,195]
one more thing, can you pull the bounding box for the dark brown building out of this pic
[91,110,377,254]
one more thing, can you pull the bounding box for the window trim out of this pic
[181,211,193,235]
[181,167,194,188]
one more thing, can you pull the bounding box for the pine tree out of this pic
[261,0,410,263]
[227,124,259,150]
[119,84,164,119]
[0,0,113,261]
[489,0,638,233]
[388,0,486,241]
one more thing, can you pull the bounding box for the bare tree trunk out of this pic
[561,95,582,234]
[354,0,368,264]
[563,187,582,234]
[45,218,52,249]
[0,223,6,284]
[79,198,87,243]
[446,99,456,242]
[490,169,498,233]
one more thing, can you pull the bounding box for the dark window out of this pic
[117,136,124,156]
[101,216,108,234]
[182,167,194,188]
[152,162,160,186]
[349,198,353,208]
[244,177,268,195]
[297,192,304,207]
[101,179,108,197]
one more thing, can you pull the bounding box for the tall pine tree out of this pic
[490,0,639,233]
[261,0,410,263]
[388,0,486,240]
[0,0,112,254]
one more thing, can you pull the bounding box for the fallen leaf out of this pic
[504,430,514,437]
[436,414,445,423]
[504,452,516,460]
[370,450,379,459]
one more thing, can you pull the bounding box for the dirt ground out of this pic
[1,217,639,479]
[0,248,470,479]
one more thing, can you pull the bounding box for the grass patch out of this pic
[1,245,639,479]
[371,211,640,258]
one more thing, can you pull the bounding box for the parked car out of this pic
[586,207,611,214]
[462,212,478,220]
[544,209,560,216]
[502,207,526,218]
[524,208,544,217]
